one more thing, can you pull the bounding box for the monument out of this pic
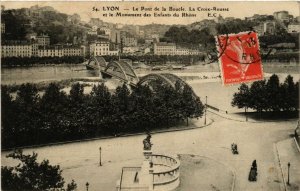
[116,134,180,191]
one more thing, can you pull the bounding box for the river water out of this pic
[1,62,298,85]
[1,64,97,85]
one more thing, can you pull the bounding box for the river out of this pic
[1,64,97,85]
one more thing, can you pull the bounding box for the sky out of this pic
[2,1,299,25]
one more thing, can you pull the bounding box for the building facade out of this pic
[89,41,119,56]
[36,34,50,46]
[273,11,290,22]
[1,44,33,57]
[63,46,84,56]
[253,21,276,36]
[121,31,137,47]
[38,47,64,57]
[90,41,109,56]
[153,42,176,55]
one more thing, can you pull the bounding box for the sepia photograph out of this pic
[1,1,299,191]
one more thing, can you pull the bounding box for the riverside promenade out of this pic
[2,112,298,191]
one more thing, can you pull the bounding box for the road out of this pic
[2,112,297,191]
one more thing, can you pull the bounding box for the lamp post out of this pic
[287,162,290,185]
[86,182,89,191]
[99,147,102,166]
[204,96,207,125]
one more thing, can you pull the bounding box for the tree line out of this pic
[1,8,85,44]
[1,81,204,149]
[164,20,299,50]
[163,26,215,49]
[2,56,84,67]
[232,74,299,113]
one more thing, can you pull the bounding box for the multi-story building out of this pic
[1,43,33,57]
[32,43,39,56]
[2,41,84,58]
[63,46,84,56]
[176,48,190,55]
[99,27,111,38]
[154,42,201,56]
[273,11,290,22]
[288,23,300,33]
[176,48,201,55]
[120,31,137,47]
[264,22,276,35]
[36,34,50,46]
[38,47,64,57]
[153,42,176,55]
[90,41,109,56]
[253,21,276,36]
[38,46,83,57]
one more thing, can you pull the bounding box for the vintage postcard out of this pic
[1,1,299,191]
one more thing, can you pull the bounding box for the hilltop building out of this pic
[253,21,276,36]
[273,11,293,23]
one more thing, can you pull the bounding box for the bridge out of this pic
[86,56,197,97]
[86,56,139,86]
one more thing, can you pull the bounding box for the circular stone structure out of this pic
[116,151,180,191]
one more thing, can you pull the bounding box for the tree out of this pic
[1,85,17,148]
[232,83,250,120]
[181,84,204,126]
[67,83,87,138]
[266,74,281,111]
[39,83,68,142]
[1,150,67,191]
[249,80,268,113]
[14,83,41,146]
[232,83,250,108]
[88,83,112,135]
[281,75,298,111]
[69,83,85,104]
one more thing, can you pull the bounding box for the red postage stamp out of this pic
[216,32,263,85]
